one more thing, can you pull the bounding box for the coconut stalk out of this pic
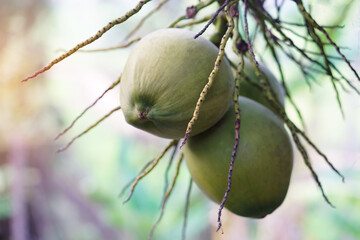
[20,0,359,237]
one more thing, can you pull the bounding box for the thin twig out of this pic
[118,159,154,198]
[247,50,338,205]
[281,25,333,46]
[303,49,346,61]
[162,143,178,203]
[281,20,344,29]
[241,1,340,205]
[217,52,242,234]
[174,15,212,28]
[194,0,231,39]
[244,0,258,67]
[180,3,234,148]
[168,0,216,28]
[56,106,121,153]
[22,0,152,82]
[77,38,140,52]
[148,154,183,240]
[292,0,360,84]
[168,16,187,28]
[122,140,178,204]
[124,0,169,40]
[258,19,307,129]
[217,13,242,233]
[54,75,121,140]
[301,11,345,117]
[294,124,345,182]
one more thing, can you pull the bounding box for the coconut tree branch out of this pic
[181,2,235,148]
[236,1,344,204]
[22,0,152,82]
[162,143,179,201]
[148,153,183,240]
[194,0,231,39]
[118,158,154,198]
[77,38,140,52]
[54,75,122,140]
[294,0,360,82]
[56,106,121,153]
[168,0,216,28]
[244,0,258,67]
[246,44,342,204]
[217,10,243,232]
[281,20,344,29]
[124,0,170,40]
[174,15,212,28]
[257,18,307,129]
[123,140,178,204]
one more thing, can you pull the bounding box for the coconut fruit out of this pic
[233,57,285,112]
[183,96,293,218]
[120,28,234,139]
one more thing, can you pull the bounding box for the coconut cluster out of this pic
[120,28,234,139]
[120,28,293,218]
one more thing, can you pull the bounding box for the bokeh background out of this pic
[0,0,359,239]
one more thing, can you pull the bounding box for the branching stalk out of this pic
[22,0,152,82]
[148,153,184,240]
[123,140,178,204]
[54,75,121,140]
[56,106,121,153]
[217,10,243,233]
[174,15,213,28]
[125,0,170,40]
[168,0,216,28]
[77,38,140,53]
[180,2,234,148]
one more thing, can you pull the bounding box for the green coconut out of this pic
[120,28,234,139]
[183,96,293,218]
[233,57,285,112]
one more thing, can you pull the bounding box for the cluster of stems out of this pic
[21,0,359,237]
